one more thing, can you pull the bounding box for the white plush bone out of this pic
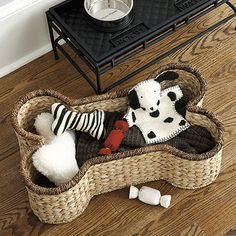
[34,113,55,143]
[32,113,79,186]
[129,185,139,199]
[160,195,171,208]
[138,186,161,205]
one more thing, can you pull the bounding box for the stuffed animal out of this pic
[51,103,106,140]
[32,113,79,186]
[129,185,171,208]
[98,120,129,155]
[124,73,190,144]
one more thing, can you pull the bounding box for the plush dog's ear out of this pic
[155,71,179,83]
[128,89,140,110]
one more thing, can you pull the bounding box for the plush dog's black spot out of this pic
[148,131,156,139]
[179,120,186,126]
[128,89,140,110]
[155,71,179,83]
[141,107,146,111]
[175,99,187,117]
[132,112,136,123]
[157,100,160,106]
[150,110,160,118]
[164,117,174,123]
[150,107,154,111]
[168,92,176,101]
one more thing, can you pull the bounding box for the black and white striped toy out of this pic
[51,103,106,140]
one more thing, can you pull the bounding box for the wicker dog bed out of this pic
[11,64,224,224]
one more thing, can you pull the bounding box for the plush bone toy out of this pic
[32,113,79,186]
[98,120,129,155]
[124,71,190,144]
[129,186,171,208]
[51,103,106,140]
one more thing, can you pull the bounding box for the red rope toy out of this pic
[98,120,129,155]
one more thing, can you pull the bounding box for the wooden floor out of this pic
[1,2,236,235]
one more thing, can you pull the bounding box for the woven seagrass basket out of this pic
[11,64,224,224]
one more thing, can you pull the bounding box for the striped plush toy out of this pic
[51,103,106,140]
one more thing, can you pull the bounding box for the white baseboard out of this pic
[0,0,40,20]
[0,43,52,78]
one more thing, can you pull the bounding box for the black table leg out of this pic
[95,69,102,95]
[47,14,59,60]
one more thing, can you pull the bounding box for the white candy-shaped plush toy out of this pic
[129,185,139,199]
[160,195,172,208]
[32,113,79,186]
[138,186,161,205]
[129,185,171,208]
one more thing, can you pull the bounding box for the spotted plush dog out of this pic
[124,71,190,144]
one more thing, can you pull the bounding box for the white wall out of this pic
[0,0,15,8]
[0,0,64,77]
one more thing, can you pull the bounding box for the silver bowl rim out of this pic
[84,0,134,22]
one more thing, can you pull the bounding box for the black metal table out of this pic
[46,0,236,94]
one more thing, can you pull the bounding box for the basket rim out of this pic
[11,63,224,195]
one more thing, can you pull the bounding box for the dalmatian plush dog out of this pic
[124,71,190,144]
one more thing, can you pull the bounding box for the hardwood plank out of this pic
[180,223,207,236]
[0,1,236,235]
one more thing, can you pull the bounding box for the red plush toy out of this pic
[98,120,129,155]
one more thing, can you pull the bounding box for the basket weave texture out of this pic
[11,64,224,224]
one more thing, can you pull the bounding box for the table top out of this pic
[49,0,220,65]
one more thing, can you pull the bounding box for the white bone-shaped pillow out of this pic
[33,113,78,186]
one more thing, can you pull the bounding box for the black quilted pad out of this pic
[49,0,217,62]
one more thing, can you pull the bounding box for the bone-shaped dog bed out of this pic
[11,64,224,224]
